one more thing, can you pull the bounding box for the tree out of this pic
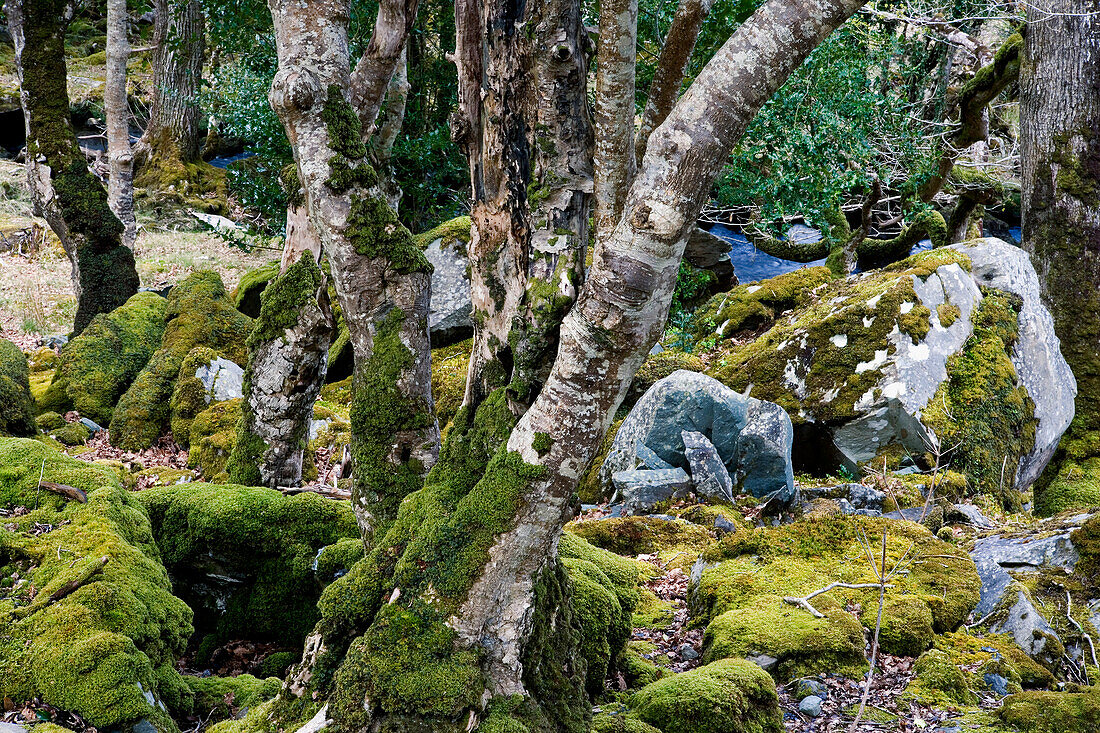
[266,0,865,727]
[134,0,206,187]
[1020,0,1100,514]
[106,0,137,248]
[6,0,140,337]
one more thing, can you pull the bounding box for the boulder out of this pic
[232,261,280,318]
[600,370,794,507]
[989,586,1062,663]
[685,226,736,291]
[0,339,35,436]
[417,216,472,346]
[682,430,733,503]
[196,356,245,402]
[612,468,693,515]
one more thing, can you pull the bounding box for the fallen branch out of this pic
[10,556,109,619]
[783,582,891,619]
[39,482,88,503]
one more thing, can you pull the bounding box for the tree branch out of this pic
[594,0,639,241]
[783,582,891,618]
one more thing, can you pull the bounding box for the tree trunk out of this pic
[1020,0,1100,510]
[106,0,136,248]
[226,203,334,489]
[281,0,866,728]
[134,0,205,185]
[6,0,140,337]
[593,0,638,242]
[267,0,436,545]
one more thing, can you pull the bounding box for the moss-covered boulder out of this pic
[0,438,193,729]
[692,515,980,677]
[138,481,359,654]
[50,420,91,446]
[187,398,242,481]
[567,516,715,571]
[631,658,783,733]
[0,340,36,436]
[38,292,168,425]
[232,260,280,318]
[999,690,1100,732]
[110,273,251,450]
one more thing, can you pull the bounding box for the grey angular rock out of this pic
[612,468,693,515]
[195,356,245,403]
[682,430,734,503]
[951,239,1076,489]
[601,370,794,508]
[989,585,1060,661]
[970,524,1085,617]
[844,483,885,510]
[746,653,778,673]
[0,724,27,733]
[714,515,738,536]
[423,234,472,346]
[678,643,700,660]
[794,678,828,700]
[984,672,1010,697]
[685,226,736,290]
[798,696,823,717]
[80,416,104,433]
[637,443,673,470]
[952,503,995,529]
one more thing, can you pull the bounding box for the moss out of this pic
[999,689,1100,732]
[138,481,358,650]
[0,339,37,436]
[0,438,193,728]
[632,588,676,630]
[187,399,242,481]
[27,347,59,372]
[168,672,281,722]
[412,215,472,252]
[45,292,168,425]
[617,644,667,688]
[168,346,219,447]
[246,255,324,346]
[36,411,66,431]
[938,302,962,328]
[110,272,251,451]
[631,659,783,733]
[855,209,949,271]
[673,503,749,532]
[431,338,472,432]
[578,419,623,504]
[566,516,714,559]
[232,261,281,319]
[590,710,663,733]
[907,649,976,706]
[563,558,628,695]
[693,267,833,345]
[922,290,1037,508]
[135,467,195,487]
[51,420,91,446]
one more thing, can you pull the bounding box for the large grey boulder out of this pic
[422,230,472,345]
[989,585,1061,662]
[686,227,736,290]
[600,370,794,505]
[195,356,245,403]
[949,239,1077,489]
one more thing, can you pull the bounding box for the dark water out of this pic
[209,151,256,169]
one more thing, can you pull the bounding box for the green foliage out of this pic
[0,340,36,437]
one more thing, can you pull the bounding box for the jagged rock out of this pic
[637,443,673,470]
[989,585,1062,663]
[682,430,734,503]
[952,503,995,528]
[600,370,794,506]
[418,217,473,346]
[686,226,736,290]
[795,679,828,700]
[612,468,693,515]
[195,356,245,402]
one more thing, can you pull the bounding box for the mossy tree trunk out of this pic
[275,0,867,727]
[1020,0,1100,511]
[226,202,335,489]
[6,0,140,337]
[454,0,594,412]
[267,0,437,544]
[134,0,205,186]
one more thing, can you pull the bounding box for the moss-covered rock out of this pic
[567,516,715,572]
[0,339,37,436]
[431,338,472,432]
[999,689,1100,732]
[35,411,66,431]
[169,346,222,448]
[693,515,980,674]
[187,398,242,481]
[0,438,193,729]
[693,267,834,344]
[631,658,783,733]
[138,481,359,653]
[110,273,251,450]
[232,261,281,318]
[40,292,168,425]
[50,420,91,446]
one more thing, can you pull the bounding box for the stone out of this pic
[0,724,27,733]
[612,468,693,515]
[637,443,674,470]
[195,356,245,403]
[423,234,472,346]
[746,652,778,673]
[970,525,1083,617]
[679,643,700,660]
[292,705,331,733]
[798,695,823,717]
[601,370,794,508]
[80,416,104,433]
[950,239,1076,489]
[714,515,739,537]
[682,430,734,503]
[984,672,1010,697]
[844,483,886,510]
[794,678,828,700]
[952,503,995,529]
[686,226,736,290]
[989,586,1060,661]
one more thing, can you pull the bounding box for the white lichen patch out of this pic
[900,301,915,314]
[830,333,848,348]
[908,341,930,361]
[855,349,889,373]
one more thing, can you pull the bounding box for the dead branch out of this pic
[10,555,109,619]
[783,582,891,619]
[39,481,88,503]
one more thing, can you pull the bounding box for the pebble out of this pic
[678,643,699,660]
[794,678,828,700]
[798,695,823,717]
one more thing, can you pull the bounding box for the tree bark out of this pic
[593,0,638,242]
[226,203,334,489]
[6,0,140,337]
[1020,0,1100,505]
[106,0,136,248]
[267,0,436,544]
[134,0,205,184]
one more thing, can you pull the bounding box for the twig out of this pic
[33,458,46,509]
[9,556,109,619]
[783,582,892,619]
[852,533,888,732]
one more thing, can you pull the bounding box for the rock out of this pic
[714,515,739,537]
[600,370,794,508]
[0,339,36,437]
[420,218,473,346]
[632,659,782,733]
[195,356,245,402]
[798,695,823,717]
[746,653,779,673]
[970,523,1084,619]
[682,430,734,503]
[685,226,736,290]
[80,417,104,433]
[637,443,673,470]
[794,678,828,700]
[0,723,27,733]
[232,261,280,318]
[984,672,1010,697]
[845,483,886,510]
[39,334,68,349]
[951,239,1076,490]
[678,643,700,660]
[309,418,332,441]
[292,705,331,733]
[952,503,995,528]
[989,586,1061,662]
[612,468,693,515]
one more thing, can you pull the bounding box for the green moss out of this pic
[938,302,962,328]
[0,339,37,436]
[110,272,251,450]
[563,558,627,696]
[907,649,976,706]
[578,419,622,504]
[50,421,91,446]
[631,659,783,733]
[27,347,59,372]
[232,261,281,318]
[855,208,949,271]
[36,411,66,431]
[431,338,472,432]
[45,292,168,425]
[922,290,1037,508]
[167,672,281,722]
[187,399,242,481]
[1000,689,1100,732]
[566,516,714,559]
[138,481,358,650]
[168,346,219,447]
[412,216,472,252]
[591,710,662,733]
[247,255,324,346]
[347,197,432,272]
[693,267,833,344]
[0,438,192,728]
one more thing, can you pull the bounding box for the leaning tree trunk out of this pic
[267,0,436,546]
[134,0,205,186]
[106,0,136,248]
[6,0,140,337]
[1020,0,1100,512]
[226,201,334,489]
[278,0,866,728]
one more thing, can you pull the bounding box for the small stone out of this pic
[0,723,28,733]
[983,672,1009,697]
[714,515,738,537]
[678,643,699,660]
[746,653,778,673]
[636,443,674,470]
[80,416,104,433]
[195,357,245,403]
[794,678,828,700]
[798,695,823,717]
